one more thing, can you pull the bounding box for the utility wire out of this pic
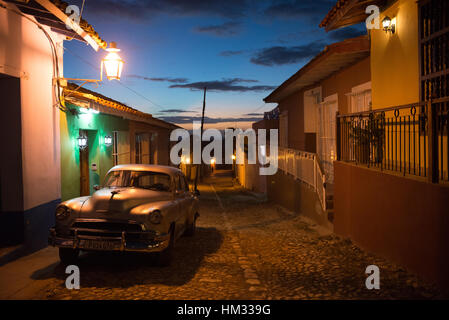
[61,44,179,111]
[1,2,67,112]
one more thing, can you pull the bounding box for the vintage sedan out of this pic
[49,164,200,266]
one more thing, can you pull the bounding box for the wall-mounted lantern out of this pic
[231,154,236,161]
[382,16,396,34]
[55,42,125,89]
[78,135,88,149]
[102,42,125,81]
[104,135,113,147]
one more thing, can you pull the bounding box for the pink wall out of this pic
[334,161,449,289]
[0,6,64,210]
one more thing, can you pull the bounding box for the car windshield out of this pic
[104,170,172,192]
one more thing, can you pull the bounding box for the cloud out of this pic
[127,75,189,83]
[244,112,264,116]
[328,26,366,41]
[194,21,242,36]
[157,109,197,113]
[273,29,322,44]
[80,0,250,21]
[158,115,263,124]
[263,0,335,21]
[219,50,246,57]
[250,41,325,66]
[169,78,276,92]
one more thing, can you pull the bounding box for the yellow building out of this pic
[320,0,449,290]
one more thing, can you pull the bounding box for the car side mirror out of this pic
[93,185,101,191]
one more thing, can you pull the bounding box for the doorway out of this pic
[317,94,338,183]
[79,129,90,196]
[0,74,24,245]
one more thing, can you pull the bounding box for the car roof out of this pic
[108,164,182,176]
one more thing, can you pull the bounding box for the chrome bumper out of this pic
[48,227,170,253]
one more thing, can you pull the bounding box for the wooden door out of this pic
[80,130,90,196]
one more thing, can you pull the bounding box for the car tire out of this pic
[156,229,174,267]
[184,215,197,237]
[59,248,79,265]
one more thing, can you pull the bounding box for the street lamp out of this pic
[102,42,124,81]
[55,42,125,89]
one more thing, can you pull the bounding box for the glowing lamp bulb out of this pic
[104,135,113,147]
[102,42,124,81]
[382,16,391,29]
[232,154,236,160]
[78,136,88,149]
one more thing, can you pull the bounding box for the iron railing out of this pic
[337,97,449,183]
[278,147,327,211]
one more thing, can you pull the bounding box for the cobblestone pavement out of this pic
[37,172,442,300]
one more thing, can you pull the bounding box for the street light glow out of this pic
[102,42,124,81]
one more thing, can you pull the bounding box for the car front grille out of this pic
[72,220,143,232]
[70,220,149,241]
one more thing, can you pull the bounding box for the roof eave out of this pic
[319,0,388,32]
[264,36,370,103]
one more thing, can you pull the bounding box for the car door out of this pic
[177,173,192,234]
[173,174,186,238]
[181,174,194,221]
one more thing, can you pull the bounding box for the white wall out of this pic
[0,6,63,210]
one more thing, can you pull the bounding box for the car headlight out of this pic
[149,210,162,224]
[55,205,71,220]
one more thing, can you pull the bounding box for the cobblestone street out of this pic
[28,171,441,300]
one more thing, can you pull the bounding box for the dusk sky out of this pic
[64,0,365,129]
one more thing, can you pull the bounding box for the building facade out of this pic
[61,84,178,201]
[0,0,110,254]
[321,0,449,289]
[263,36,371,228]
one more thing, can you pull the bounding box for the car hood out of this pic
[79,188,172,219]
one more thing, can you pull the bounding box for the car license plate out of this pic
[79,239,119,251]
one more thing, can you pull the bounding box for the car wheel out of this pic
[156,228,174,267]
[59,248,79,265]
[184,215,197,237]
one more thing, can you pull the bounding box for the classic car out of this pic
[49,164,200,266]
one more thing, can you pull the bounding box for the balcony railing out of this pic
[336,97,449,183]
[278,147,327,211]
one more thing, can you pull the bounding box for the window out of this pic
[112,131,130,165]
[347,82,371,113]
[304,87,321,133]
[135,133,151,164]
[104,170,171,192]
